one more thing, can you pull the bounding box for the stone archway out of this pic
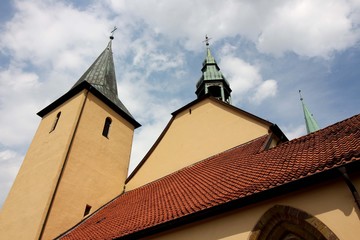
[249,205,339,240]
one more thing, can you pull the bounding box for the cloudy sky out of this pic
[1,0,359,207]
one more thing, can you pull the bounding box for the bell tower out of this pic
[0,35,140,240]
[196,35,232,103]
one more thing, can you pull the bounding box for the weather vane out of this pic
[203,34,212,46]
[110,26,117,40]
[299,90,303,101]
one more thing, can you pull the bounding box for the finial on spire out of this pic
[203,34,212,46]
[110,26,117,40]
[299,90,303,101]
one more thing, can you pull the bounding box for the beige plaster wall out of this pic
[41,92,134,239]
[149,176,360,240]
[0,91,86,240]
[126,99,270,190]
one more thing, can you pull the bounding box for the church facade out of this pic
[0,37,359,240]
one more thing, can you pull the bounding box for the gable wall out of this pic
[126,99,270,191]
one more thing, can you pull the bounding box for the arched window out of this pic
[50,111,61,133]
[102,117,112,138]
[249,205,339,240]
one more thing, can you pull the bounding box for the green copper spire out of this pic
[299,90,320,133]
[72,37,133,118]
[196,35,232,103]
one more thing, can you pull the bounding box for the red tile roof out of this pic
[59,114,360,240]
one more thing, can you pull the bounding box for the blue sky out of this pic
[0,0,359,207]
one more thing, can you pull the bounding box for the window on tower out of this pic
[208,85,222,101]
[50,111,61,133]
[102,117,112,138]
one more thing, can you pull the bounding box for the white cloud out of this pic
[250,79,277,104]
[219,55,278,105]
[0,67,41,146]
[0,0,112,69]
[283,124,307,140]
[0,150,24,208]
[107,0,360,57]
[257,0,359,58]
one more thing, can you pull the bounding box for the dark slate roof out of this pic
[72,40,133,118]
[37,40,140,128]
[59,114,360,240]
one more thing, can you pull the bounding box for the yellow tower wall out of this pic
[0,90,135,240]
[41,92,135,239]
[0,91,86,240]
[126,98,270,190]
[149,176,360,240]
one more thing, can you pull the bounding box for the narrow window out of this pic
[102,117,112,138]
[83,204,92,217]
[50,111,61,133]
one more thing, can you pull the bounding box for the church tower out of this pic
[196,36,232,103]
[0,36,140,240]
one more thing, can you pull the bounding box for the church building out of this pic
[0,35,359,240]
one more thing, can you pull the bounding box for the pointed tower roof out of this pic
[72,40,132,118]
[299,90,320,133]
[196,35,232,104]
[38,37,140,128]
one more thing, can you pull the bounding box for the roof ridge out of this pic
[273,113,360,148]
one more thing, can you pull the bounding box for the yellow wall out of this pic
[0,91,86,240]
[0,90,135,240]
[126,98,270,191]
[149,176,360,240]
[42,92,134,239]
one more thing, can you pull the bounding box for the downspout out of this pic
[38,89,90,240]
[338,166,360,210]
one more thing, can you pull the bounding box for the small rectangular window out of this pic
[83,204,91,217]
[50,112,61,133]
[102,117,112,138]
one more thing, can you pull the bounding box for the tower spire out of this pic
[195,35,232,103]
[299,90,320,133]
[72,31,135,119]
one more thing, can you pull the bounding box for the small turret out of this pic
[195,35,232,103]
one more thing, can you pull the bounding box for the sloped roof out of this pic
[37,41,140,128]
[72,40,133,118]
[59,114,360,240]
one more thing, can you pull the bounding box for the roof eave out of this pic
[37,81,141,129]
[172,95,273,127]
[118,160,360,239]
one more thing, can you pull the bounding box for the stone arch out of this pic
[249,205,339,240]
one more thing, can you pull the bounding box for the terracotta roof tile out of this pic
[60,114,360,239]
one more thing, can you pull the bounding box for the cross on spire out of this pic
[110,26,117,40]
[299,89,303,101]
[203,34,212,46]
